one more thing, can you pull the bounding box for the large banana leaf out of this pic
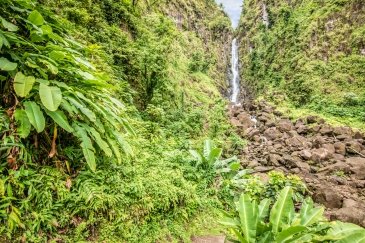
[318,222,365,241]
[270,186,294,234]
[237,194,258,243]
[276,225,307,243]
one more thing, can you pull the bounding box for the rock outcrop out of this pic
[229,101,365,227]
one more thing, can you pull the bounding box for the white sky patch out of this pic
[215,0,243,28]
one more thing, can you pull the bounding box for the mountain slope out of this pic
[0,0,235,241]
[238,0,365,127]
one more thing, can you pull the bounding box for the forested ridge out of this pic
[1,0,365,242]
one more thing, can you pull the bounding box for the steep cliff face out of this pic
[238,0,365,125]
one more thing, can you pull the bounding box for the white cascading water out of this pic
[230,38,240,103]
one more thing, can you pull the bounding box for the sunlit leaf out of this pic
[28,10,44,26]
[24,101,45,133]
[39,83,62,111]
[0,57,17,71]
[13,72,35,97]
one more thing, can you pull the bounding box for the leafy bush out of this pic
[0,0,133,171]
[221,186,365,243]
[227,170,307,202]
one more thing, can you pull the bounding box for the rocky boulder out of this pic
[311,148,333,162]
[346,157,365,180]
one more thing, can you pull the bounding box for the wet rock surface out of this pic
[229,101,365,227]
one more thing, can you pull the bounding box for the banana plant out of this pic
[189,139,240,173]
[221,186,365,242]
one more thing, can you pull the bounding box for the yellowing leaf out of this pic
[39,83,62,111]
[13,72,35,97]
[0,57,17,71]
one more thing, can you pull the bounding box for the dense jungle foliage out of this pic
[1,0,365,242]
[0,0,238,241]
[238,0,365,128]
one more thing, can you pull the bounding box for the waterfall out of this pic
[230,38,240,103]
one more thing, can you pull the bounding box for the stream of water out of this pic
[230,38,240,103]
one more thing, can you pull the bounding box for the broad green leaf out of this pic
[39,59,58,74]
[300,206,324,227]
[106,136,122,164]
[82,147,96,172]
[319,222,365,241]
[237,194,257,243]
[73,124,96,171]
[73,124,93,150]
[36,79,49,85]
[208,147,222,164]
[276,226,307,243]
[258,232,273,243]
[67,97,96,122]
[49,51,67,61]
[203,139,213,158]
[112,131,133,156]
[220,217,240,227]
[39,83,62,111]
[24,101,45,133]
[0,57,17,71]
[270,186,294,234]
[44,109,73,133]
[87,127,112,157]
[77,70,96,80]
[189,150,203,165]
[0,33,10,49]
[258,198,271,221]
[13,72,35,97]
[14,109,31,138]
[337,231,365,243]
[0,179,4,197]
[1,17,18,31]
[40,25,53,35]
[28,10,44,26]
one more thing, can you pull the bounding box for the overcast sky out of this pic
[215,0,243,28]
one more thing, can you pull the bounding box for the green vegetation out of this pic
[0,0,236,241]
[238,0,365,128]
[221,186,365,243]
[1,0,365,241]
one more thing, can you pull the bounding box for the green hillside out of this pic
[238,0,365,128]
[0,0,236,241]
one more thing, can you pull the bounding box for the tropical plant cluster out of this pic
[221,187,365,242]
[0,0,236,241]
